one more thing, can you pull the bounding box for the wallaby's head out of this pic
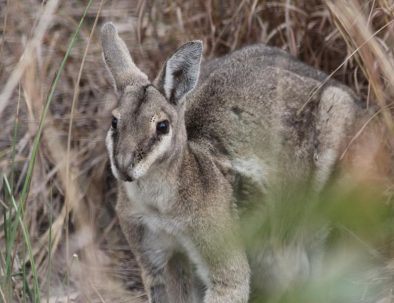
[101,23,202,182]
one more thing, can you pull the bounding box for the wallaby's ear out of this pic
[156,41,203,104]
[101,22,147,92]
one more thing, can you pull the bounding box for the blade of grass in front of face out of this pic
[3,176,40,302]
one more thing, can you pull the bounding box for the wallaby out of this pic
[101,22,366,303]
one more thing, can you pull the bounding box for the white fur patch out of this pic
[179,235,211,286]
[106,129,120,180]
[232,156,269,190]
[163,63,174,99]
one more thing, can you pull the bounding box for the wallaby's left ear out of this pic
[101,22,148,92]
[156,41,203,105]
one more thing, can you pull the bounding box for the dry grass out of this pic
[0,0,393,302]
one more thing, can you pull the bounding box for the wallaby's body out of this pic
[188,45,359,192]
[101,23,362,303]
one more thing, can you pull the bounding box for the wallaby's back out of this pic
[185,44,362,191]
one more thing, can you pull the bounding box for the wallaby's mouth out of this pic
[123,175,134,182]
[117,170,134,182]
[113,156,135,182]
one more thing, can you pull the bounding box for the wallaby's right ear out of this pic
[101,23,147,92]
[155,41,203,105]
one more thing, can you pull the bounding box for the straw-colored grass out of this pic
[0,0,393,302]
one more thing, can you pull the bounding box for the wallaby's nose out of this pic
[115,153,133,180]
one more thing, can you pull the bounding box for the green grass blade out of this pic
[1,203,10,301]
[46,185,53,303]
[2,183,12,302]
[3,175,40,302]
[9,84,21,193]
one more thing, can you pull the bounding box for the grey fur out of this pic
[156,40,203,104]
[101,23,147,91]
[101,23,365,303]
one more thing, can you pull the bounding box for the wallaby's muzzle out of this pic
[114,153,134,182]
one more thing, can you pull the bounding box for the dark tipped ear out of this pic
[101,22,147,92]
[156,41,203,105]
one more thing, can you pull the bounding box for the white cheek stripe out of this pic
[106,130,120,180]
[131,130,173,179]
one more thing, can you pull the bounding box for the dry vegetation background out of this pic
[0,0,394,302]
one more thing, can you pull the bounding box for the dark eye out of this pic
[156,120,169,135]
[112,116,118,129]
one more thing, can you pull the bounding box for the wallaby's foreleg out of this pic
[118,216,172,303]
[190,214,250,303]
[165,252,201,303]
